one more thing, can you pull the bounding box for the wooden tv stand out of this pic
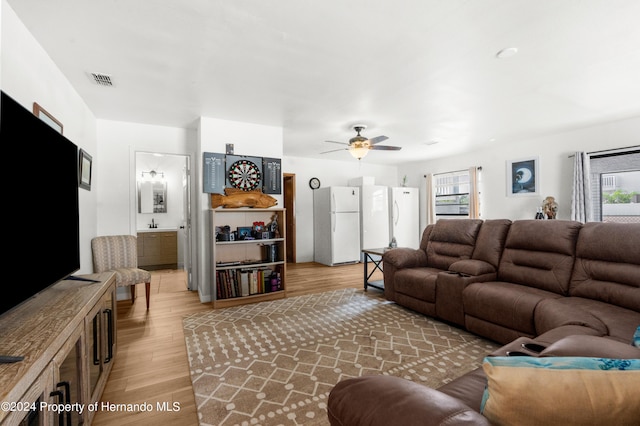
[0,272,116,426]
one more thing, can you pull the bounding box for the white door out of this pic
[361,185,390,249]
[332,187,360,213]
[331,211,360,264]
[391,187,420,249]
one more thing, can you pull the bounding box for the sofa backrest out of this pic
[419,224,434,251]
[472,219,512,268]
[570,222,640,313]
[498,220,582,295]
[426,219,483,270]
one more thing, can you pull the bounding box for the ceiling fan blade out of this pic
[320,147,349,154]
[368,135,389,145]
[370,145,401,151]
[324,140,349,146]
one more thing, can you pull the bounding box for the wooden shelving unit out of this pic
[210,207,286,308]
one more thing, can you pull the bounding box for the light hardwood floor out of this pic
[92,262,383,426]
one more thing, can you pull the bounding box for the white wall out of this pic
[398,116,640,232]
[95,120,195,234]
[281,156,398,262]
[96,120,196,299]
[1,1,98,274]
[195,117,284,302]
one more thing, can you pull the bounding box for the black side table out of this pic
[362,248,388,291]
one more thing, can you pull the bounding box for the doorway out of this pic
[135,152,194,290]
[284,173,296,263]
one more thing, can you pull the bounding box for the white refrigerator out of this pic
[357,185,390,250]
[313,186,361,266]
[389,187,420,249]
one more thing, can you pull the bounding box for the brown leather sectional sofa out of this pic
[328,219,640,425]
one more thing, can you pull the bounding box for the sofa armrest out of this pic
[328,376,489,426]
[448,259,496,276]
[382,247,427,269]
[540,335,640,359]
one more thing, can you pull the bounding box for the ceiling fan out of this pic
[321,125,401,160]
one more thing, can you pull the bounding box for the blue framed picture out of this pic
[237,226,253,240]
[507,157,539,196]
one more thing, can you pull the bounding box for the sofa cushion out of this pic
[436,367,488,413]
[498,220,581,295]
[533,298,608,336]
[480,356,640,426]
[470,219,511,268]
[534,297,640,343]
[394,267,441,302]
[539,335,640,359]
[533,324,604,345]
[426,219,482,270]
[464,282,561,336]
[328,375,490,426]
[570,222,640,313]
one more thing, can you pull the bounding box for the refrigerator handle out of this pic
[394,200,399,225]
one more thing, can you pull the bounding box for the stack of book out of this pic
[215,268,282,300]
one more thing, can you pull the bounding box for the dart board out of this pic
[227,159,262,190]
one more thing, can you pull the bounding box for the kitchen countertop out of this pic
[137,228,178,233]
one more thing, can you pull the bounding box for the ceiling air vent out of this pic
[89,72,114,87]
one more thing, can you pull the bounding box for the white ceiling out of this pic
[8,0,640,165]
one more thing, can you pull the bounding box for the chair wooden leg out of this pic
[145,282,151,310]
[130,284,136,304]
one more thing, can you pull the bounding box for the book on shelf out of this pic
[216,266,282,299]
[240,271,250,297]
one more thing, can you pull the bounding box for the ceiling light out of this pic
[349,143,369,160]
[496,47,518,59]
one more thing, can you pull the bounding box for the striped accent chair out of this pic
[91,235,152,309]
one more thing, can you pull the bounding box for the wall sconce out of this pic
[141,170,164,180]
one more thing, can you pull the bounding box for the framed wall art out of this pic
[79,149,93,190]
[33,102,63,134]
[507,157,539,196]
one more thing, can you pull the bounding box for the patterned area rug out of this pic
[183,288,499,426]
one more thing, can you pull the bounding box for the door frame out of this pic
[132,151,194,289]
[284,173,296,263]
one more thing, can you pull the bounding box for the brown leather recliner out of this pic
[382,219,483,317]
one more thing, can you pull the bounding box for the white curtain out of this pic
[425,173,436,225]
[468,166,480,219]
[571,151,592,222]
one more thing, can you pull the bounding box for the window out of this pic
[590,150,640,223]
[600,171,640,223]
[435,170,470,217]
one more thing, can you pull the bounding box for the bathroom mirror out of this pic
[138,181,167,213]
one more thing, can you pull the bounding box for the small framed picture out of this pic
[79,149,93,191]
[33,102,63,134]
[237,226,253,240]
[507,157,539,196]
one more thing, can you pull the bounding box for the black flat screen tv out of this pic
[0,91,80,316]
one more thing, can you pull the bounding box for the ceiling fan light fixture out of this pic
[350,145,369,160]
